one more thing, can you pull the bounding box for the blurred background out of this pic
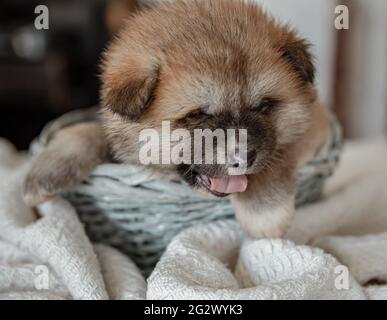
[0,0,386,150]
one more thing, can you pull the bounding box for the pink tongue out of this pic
[209,175,248,194]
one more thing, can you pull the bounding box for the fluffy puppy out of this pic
[24,0,331,238]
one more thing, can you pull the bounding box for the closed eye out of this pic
[251,97,281,115]
[186,108,212,118]
[177,108,213,126]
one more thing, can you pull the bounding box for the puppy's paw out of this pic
[240,209,292,239]
[23,154,88,206]
[233,198,295,239]
[23,123,107,206]
[23,175,52,207]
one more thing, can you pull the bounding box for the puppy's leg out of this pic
[231,164,296,239]
[23,123,108,206]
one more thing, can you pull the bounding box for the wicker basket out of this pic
[31,108,342,274]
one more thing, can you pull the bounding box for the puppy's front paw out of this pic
[23,155,84,206]
[240,209,292,239]
[23,174,52,207]
[233,198,295,239]
[23,123,107,207]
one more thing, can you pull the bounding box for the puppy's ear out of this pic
[101,55,159,121]
[277,33,315,84]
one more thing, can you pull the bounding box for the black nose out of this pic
[230,150,257,168]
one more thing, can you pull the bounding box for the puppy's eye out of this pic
[177,108,212,127]
[251,97,280,115]
[186,109,211,118]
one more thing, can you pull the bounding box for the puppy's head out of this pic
[100,0,317,197]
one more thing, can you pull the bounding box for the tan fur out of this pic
[24,0,332,239]
[231,100,330,238]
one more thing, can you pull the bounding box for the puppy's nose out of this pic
[228,154,245,169]
[229,150,257,168]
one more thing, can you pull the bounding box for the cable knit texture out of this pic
[0,139,146,300]
[147,221,366,299]
[0,138,387,299]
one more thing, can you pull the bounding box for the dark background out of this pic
[0,0,115,149]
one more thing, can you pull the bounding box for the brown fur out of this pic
[23,123,108,206]
[24,0,331,238]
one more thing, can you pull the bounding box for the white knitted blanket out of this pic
[0,138,386,300]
